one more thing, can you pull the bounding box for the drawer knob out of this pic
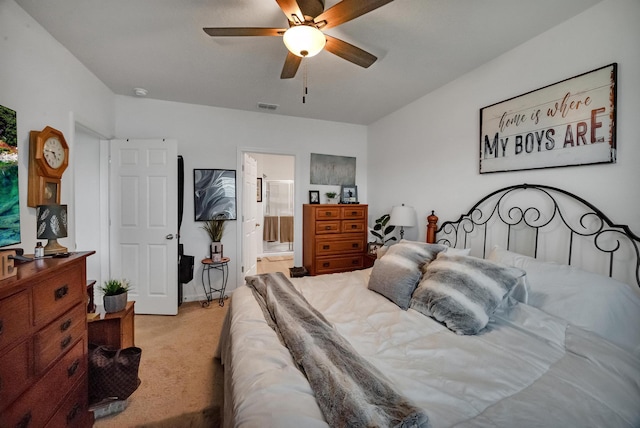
[60,318,72,331]
[67,403,81,423]
[325,226,331,230]
[352,259,359,265]
[54,284,69,300]
[351,225,357,229]
[323,245,330,250]
[17,411,32,428]
[60,335,72,350]
[323,262,330,267]
[351,211,357,215]
[352,243,359,248]
[68,359,80,377]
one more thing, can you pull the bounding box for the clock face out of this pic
[43,136,66,169]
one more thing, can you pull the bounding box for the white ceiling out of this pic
[16,0,600,125]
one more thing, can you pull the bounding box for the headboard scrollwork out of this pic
[428,184,640,287]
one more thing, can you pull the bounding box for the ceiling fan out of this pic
[203,0,394,79]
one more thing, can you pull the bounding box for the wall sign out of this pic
[479,63,616,173]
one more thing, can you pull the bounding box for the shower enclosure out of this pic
[262,180,294,254]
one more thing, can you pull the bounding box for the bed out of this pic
[217,184,640,428]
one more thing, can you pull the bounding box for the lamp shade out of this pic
[37,204,68,239]
[283,25,326,57]
[389,204,416,227]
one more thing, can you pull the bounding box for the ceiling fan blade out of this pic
[281,52,302,79]
[315,0,394,30]
[324,35,377,68]
[275,0,303,22]
[203,28,286,37]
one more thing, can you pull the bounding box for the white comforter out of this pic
[219,268,640,428]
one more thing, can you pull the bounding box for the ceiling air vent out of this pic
[257,102,278,111]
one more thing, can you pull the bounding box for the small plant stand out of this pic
[200,257,230,307]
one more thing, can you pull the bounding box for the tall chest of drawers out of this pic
[303,204,368,275]
[0,252,94,428]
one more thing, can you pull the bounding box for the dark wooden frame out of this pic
[257,177,263,202]
[309,190,320,204]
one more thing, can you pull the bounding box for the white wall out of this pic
[0,0,114,257]
[114,96,367,300]
[368,0,640,242]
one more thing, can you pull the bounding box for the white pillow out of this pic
[488,245,640,355]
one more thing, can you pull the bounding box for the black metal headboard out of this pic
[434,184,640,287]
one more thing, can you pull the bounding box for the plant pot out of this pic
[326,197,339,204]
[104,292,128,313]
[210,242,223,259]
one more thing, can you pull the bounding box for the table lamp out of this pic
[37,204,68,255]
[390,204,416,240]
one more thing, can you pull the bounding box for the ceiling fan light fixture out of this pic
[283,25,326,58]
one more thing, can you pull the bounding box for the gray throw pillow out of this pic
[410,252,525,334]
[368,240,447,310]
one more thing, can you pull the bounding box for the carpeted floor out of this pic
[93,301,228,428]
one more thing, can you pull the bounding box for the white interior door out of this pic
[109,139,178,315]
[242,153,258,277]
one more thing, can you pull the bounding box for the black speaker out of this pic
[179,255,194,284]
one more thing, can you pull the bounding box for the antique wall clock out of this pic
[27,126,69,207]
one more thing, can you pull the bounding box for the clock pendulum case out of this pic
[27,126,69,207]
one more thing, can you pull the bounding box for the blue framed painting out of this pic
[0,104,20,248]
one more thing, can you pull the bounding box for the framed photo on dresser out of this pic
[340,185,358,204]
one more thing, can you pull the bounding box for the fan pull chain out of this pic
[302,61,308,104]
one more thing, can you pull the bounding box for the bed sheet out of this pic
[219,268,640,428]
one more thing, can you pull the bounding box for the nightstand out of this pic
[88,301,135,349]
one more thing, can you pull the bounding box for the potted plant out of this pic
[371,214,397,246]
[202,214,227,259]
[325,192,339,204]
[101,279,131,313]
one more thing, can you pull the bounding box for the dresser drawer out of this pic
[2,338,87,428]
[0,289,31,351]
[32,265,84,327]
[45,374,91,428]
[341,220,366,233]
[315,220,341,234]
[341,206,366,219]
[35,304,86,374]
[0,340,31,412]
[315,255,363,274]
[315,207,341,219]
[315,237,366,256]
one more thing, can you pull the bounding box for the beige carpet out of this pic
[93,301,228,428]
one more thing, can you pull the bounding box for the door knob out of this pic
[166,234,174,240]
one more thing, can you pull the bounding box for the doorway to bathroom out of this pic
[248,153,295,274]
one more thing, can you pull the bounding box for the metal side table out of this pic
[201,257,230,307]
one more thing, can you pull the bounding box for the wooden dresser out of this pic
[0,252,94,428]
[303,204,368,275]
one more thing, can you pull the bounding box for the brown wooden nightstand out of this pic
[364,253,377,268]
[88,301,135,349]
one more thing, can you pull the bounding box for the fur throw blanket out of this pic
[245,272,430,428]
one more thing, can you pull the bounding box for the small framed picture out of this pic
[257,177,263,202]
[309,190,320,204]
[340,185,358,204]
[368,242,382,255]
